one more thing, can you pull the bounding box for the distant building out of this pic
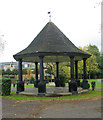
[0,62,35,71]
[0,62,17,71]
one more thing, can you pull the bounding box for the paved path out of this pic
[2,87,102,119]
[2,96,102,119]
[36,98,102,118]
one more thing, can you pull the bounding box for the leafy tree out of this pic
[2,69,5,75]
[78,60,83,79]
[78,45,100,79]
[22,69,28,80]
[99,55,103,78]
[5,68,11,75]
[31,69,35,74]
[30,76,34,84]
[45,63,55,75]
[12,68,18,75]
[27,67,31,80]
[86,54,99,79]
[11,68,18,80]
[22,69,27,75]
[59,63,70,80]
[45,62,70,81]
[85,45,100,56]
[85,45,101,68]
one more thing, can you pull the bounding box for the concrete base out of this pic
[72,91,78,95]
[19,87,88,97]
[38,93,46,96]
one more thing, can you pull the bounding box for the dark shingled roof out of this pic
[13,22,91,62]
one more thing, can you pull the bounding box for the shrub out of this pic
[80,82,83,88]
[24,77,28,81]
[12,79,17,84]
[59,74,66,87]
[91,81,96,90]
[80,81,90,89]
[88,83,90,89]
[30,76,34,84]
[0,77,11,96]
[45,77,50,84]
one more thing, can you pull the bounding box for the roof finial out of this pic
[48,11,51,22]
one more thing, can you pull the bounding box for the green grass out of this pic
[80,79,103,87]
[11,83,56,88]
[11,81,103,89]
[90,83,102,87]
[80,79,100,82]
[24,84,34,88]
[3,89,103,100]
[11,84,34,88]
[88,79,99,82]
[46,84,55,87]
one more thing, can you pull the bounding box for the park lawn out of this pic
[24,84,34,88]
[11,82,103,88]
[65,82,103,87]
[90,82,103,87]
[3,89,103,100]
[11,84,34,88]
[46,84,55,87]
[47,79,103,87]
[11,79,103,89]
[11,83,56,88]
[80,79,103,87]
[80,79,100,82]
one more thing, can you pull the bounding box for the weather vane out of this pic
[48,11,51,22]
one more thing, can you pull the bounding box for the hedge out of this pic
[30,76,34,84]
[0,77,11,96]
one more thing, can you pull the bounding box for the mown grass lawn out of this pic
[3,89,103,100]
[11,79,103,88]
[11,84,56,88]
[11,84,34,88]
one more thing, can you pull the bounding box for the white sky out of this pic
[0,0,101,62]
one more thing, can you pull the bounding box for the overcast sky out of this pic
[0,0,101,62]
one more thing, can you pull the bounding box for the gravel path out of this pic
[2,96,102,119]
